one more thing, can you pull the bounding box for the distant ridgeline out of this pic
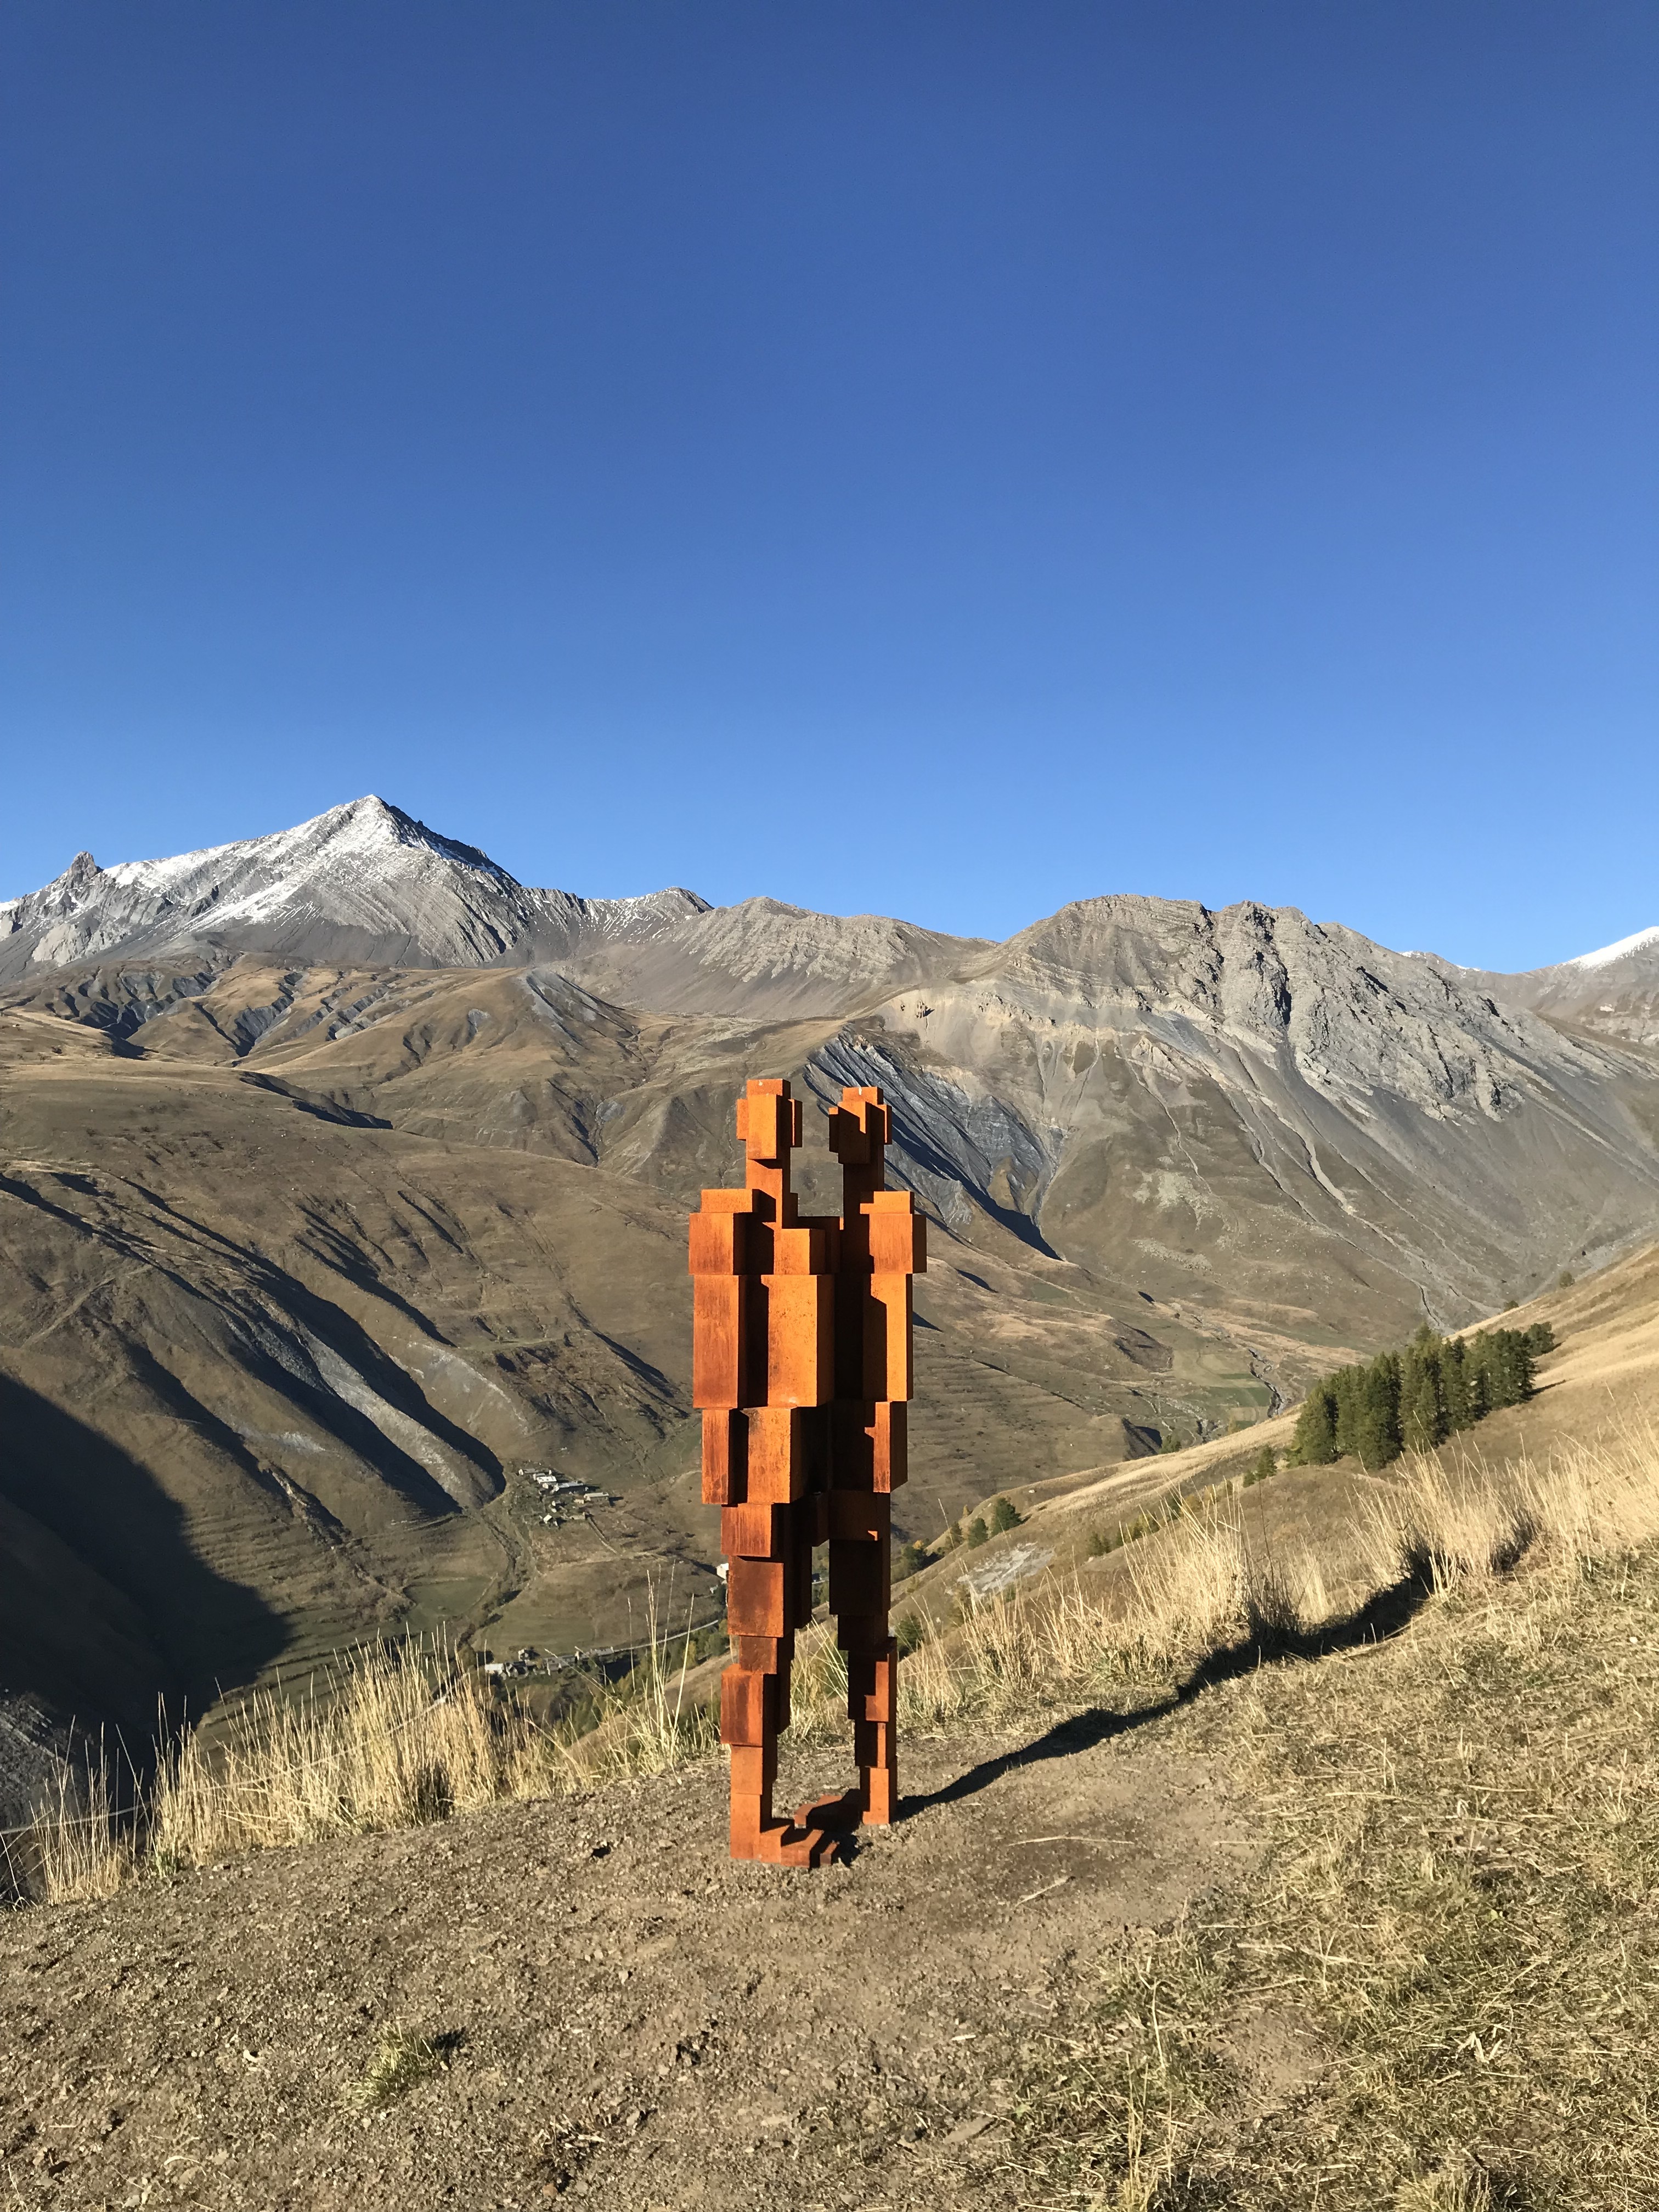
[1291,1321,1556,1472]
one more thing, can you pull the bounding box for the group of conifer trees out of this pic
[1290,1319,1555,1472]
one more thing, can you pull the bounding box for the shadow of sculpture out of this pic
[901,1559,1439,1819]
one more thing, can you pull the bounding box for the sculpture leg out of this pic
[845,1630,899,1822]
[830,1493,896,1825]
[724,1537,794,1861]
[721,1436,843,1866]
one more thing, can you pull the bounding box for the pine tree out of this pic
[1244,1444,1276,1486]
[1400,1335,1446,1453]
[1291,1314,1543,1476]
[1514,1328,1538,1401]
[1463,1333,1495,1422]
[1291,1381,1339,1465]
[1440,1336,1472,1432]
[1482,1328,1536,1409]
[1351,1351,1402,1470]
[1332,1367,1364,1462]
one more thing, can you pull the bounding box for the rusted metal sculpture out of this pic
[689,1077,924,1864]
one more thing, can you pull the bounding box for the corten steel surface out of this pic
[689,1078,924,1866]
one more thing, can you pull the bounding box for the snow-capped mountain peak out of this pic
[0,797,708,978]
[99,797,506,898]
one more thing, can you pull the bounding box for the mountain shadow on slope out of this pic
[0,1376,287,1749]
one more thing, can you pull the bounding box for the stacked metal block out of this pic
[689,1077,923,1865]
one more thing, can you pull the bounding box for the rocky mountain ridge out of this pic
[7,793,1654,1035]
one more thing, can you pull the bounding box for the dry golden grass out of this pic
[24,1756,131,1907]
[150,1640,540,1866]
[24,1408,1659,1969]
[555,1605,722,1782]
[17,1625,716,1905]
[33,1488,1321,1906]
[1010,1418,1659,2209]
[1357,1417,1659,1594]
[789,1487,1333,1752]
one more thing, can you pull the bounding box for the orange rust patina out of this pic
[689,1079,923,1865]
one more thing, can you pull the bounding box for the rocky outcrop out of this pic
[835,896,1659,1336]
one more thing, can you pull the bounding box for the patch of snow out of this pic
[3,793,707,972]
[100,797,515,900]
[105,842,240,893]
[1564,924,1659,973]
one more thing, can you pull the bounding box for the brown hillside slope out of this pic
[0,972,1317,1765]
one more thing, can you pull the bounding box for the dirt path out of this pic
[0,1692,1257,2211]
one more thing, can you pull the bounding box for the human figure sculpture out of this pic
[689,1077,924,1864]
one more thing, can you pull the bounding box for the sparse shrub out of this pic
[1086,1526,1120,1558]
[686,1621,728,1666]
[347,2027,464,2111]
[894,1611,927,1656]
[966,1515,989,1548]
[1244,1444,1276,1487]
[989,1496,1022,1534]
[894,1540,930,1580]
[1558,1269,1576,1290]
[943,1517,963,1549]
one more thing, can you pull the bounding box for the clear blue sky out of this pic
[2,3,1654,969]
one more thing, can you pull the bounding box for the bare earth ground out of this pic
[0,1701,1256,2212]
[9,1499,1659,2211]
